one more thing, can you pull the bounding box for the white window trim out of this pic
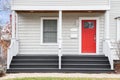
[79,17,100,55]
[40,17,59,45]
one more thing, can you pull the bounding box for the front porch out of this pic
[7,10,114,72]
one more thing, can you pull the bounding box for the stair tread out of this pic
[11,63,58,65]
[62,55,107,57]
[8,68,113,71]
[62,59,108,61]
[8,68,58,70]
[62,68,113,70]
[16,55,58,56]
[12,59,58,61]
[62,64,110,65]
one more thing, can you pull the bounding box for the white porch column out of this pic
[116,18,120,41]
[58,10,62,69]
[105,10,110,40]
[12,10,16,39]
[12,10,16,56]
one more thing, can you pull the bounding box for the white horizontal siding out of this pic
[109,0,120,60]
[110,0,120,40]
[62,13,105,54]
[18,12,105,55]
[12,0,109,6]
[18,13,58,54]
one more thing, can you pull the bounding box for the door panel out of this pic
[81,20,96,53]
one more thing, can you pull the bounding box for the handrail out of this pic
[7,41,14,69]
[103,40,114,70]
[7,39,19,69]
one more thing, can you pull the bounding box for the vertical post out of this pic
[15,12,19,55]
[12,10,16,39]
[105,10,110,40]
[117,18,120,41]
[58,10,62,69]
[108,0,111,9]
[12,11,16,56]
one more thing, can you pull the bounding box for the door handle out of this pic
[94,34,96,41]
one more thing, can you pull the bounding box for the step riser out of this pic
[62,65,110,68]
[12,61,58,63]
[10,65,110,68]
[10,65,58,68]
[13,56,58,59]
[7,69,113,73]
[62,57,108,59]
[62,58,108,61]
[62,61,109,64]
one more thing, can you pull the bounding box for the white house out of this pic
[7,0,120,73]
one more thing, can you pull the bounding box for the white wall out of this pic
[109,0,120,60]
[12,0,109,6]
[110,0,120,40]
[17,12,105,55]
[11,0,109,10]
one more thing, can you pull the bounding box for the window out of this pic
[84,21,94,29]
[41,18,58,44]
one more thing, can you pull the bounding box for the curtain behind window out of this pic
[43,20,57,43]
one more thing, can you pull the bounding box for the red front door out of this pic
[81,20,96,53]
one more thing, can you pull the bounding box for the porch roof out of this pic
[11,6,110,11]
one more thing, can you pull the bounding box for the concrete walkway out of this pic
[1,73,120,80]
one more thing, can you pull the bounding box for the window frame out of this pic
[41,17,58,45]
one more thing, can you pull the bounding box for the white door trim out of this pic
[79,17,99,55]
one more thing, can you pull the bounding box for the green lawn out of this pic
[7,77,120,80]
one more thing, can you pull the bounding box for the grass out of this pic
[6,77,120,80]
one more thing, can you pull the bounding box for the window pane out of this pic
[84,22,94,29]
[43,20,57,43]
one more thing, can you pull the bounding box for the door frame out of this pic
[79,17,99,55]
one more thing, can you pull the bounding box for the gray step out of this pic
[12,59,58,63]
[7,55,113,73]
[10,63,58,68]
[11,63,58,65]
[62,57,108,60]
[62,55,107,58]
[62,68,112,70]
[62,59,108,61]
[7,68,59,73]
[62,64,110,68]
[62,60,109,64]
[13,55,58,59]
[10,65,58,68]
[7,68,113,73]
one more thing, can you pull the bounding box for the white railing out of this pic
[103,40,114,70]
[58,49,62,69]
[7,39,19,69]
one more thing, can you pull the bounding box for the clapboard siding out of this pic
[18,12,105,55]
[108,0,120,60]
[12,0,109,6]
[62,13,105,54]
[109,0,120,39]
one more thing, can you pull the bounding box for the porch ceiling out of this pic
[16,10,105,13]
